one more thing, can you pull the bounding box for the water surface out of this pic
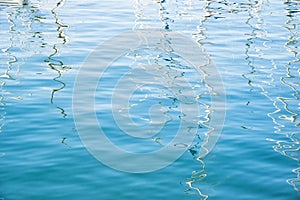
[0,0,300,199]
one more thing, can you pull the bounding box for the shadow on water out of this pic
[243,0,300,191]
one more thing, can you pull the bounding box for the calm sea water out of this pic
[0,0,300,199]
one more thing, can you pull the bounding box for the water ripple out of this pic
[44,0,70,118]
[243,0,300,192]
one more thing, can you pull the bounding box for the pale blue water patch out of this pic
[94,46,210,153]
[0,0,300,199]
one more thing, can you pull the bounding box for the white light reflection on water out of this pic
[0,0,300,199]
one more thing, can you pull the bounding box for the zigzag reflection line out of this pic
[44,0,70,118]
[243,0,300,191]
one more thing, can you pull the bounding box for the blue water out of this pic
[0,0,300,199]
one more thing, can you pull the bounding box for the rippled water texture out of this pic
[0,0,300,199]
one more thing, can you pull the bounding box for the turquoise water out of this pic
[0,0,300,199]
